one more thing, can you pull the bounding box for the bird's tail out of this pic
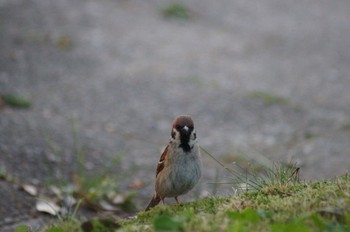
[145,193,161,211]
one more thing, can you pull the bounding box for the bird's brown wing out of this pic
[156,145,168,177]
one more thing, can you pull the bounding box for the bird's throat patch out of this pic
[179,143,192,152]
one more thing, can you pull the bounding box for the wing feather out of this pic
[156,145,168,177]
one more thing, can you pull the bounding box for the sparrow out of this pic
[145,115,202,211]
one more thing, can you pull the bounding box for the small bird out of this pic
[145,115,202,211]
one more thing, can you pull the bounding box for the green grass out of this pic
[39,217,121,232]
[44,219,81,232]
[120,174,350,232]
[161,3,190,20]
[15,225,31,232]
[0,93,32,108]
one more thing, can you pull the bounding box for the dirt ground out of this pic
[1,0,350,231]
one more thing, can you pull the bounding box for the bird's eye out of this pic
[171,130,176,139]
[193,132,197,139]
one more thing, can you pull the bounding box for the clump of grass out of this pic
[39,217,120,232]
[249,91,290,106]
[0,93,32,108]
[73,174,117,205]
[161,3,190,20]
[81,218,121,232]
[153,214,188,231]
[229,174,350,225]
[72,172,136,212]
[41,218,81,232]
[243,161,299,192]
[200,146,300,193]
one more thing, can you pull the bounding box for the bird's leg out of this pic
[160,197,165,205]
[175,196,180,204]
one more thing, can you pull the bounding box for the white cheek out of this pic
[174,130,181,141]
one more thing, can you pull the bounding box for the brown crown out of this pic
[172,115,194,129]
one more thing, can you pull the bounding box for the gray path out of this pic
[1,0,350,230]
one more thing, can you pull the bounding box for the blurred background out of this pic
[1,0,350,229]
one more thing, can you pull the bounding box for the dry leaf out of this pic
[22,184,38,196]
[49,185,62,198]
[64,195,77,207]
[99,200,118,211]
[111,194,125,205]
[36,199,60,215]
